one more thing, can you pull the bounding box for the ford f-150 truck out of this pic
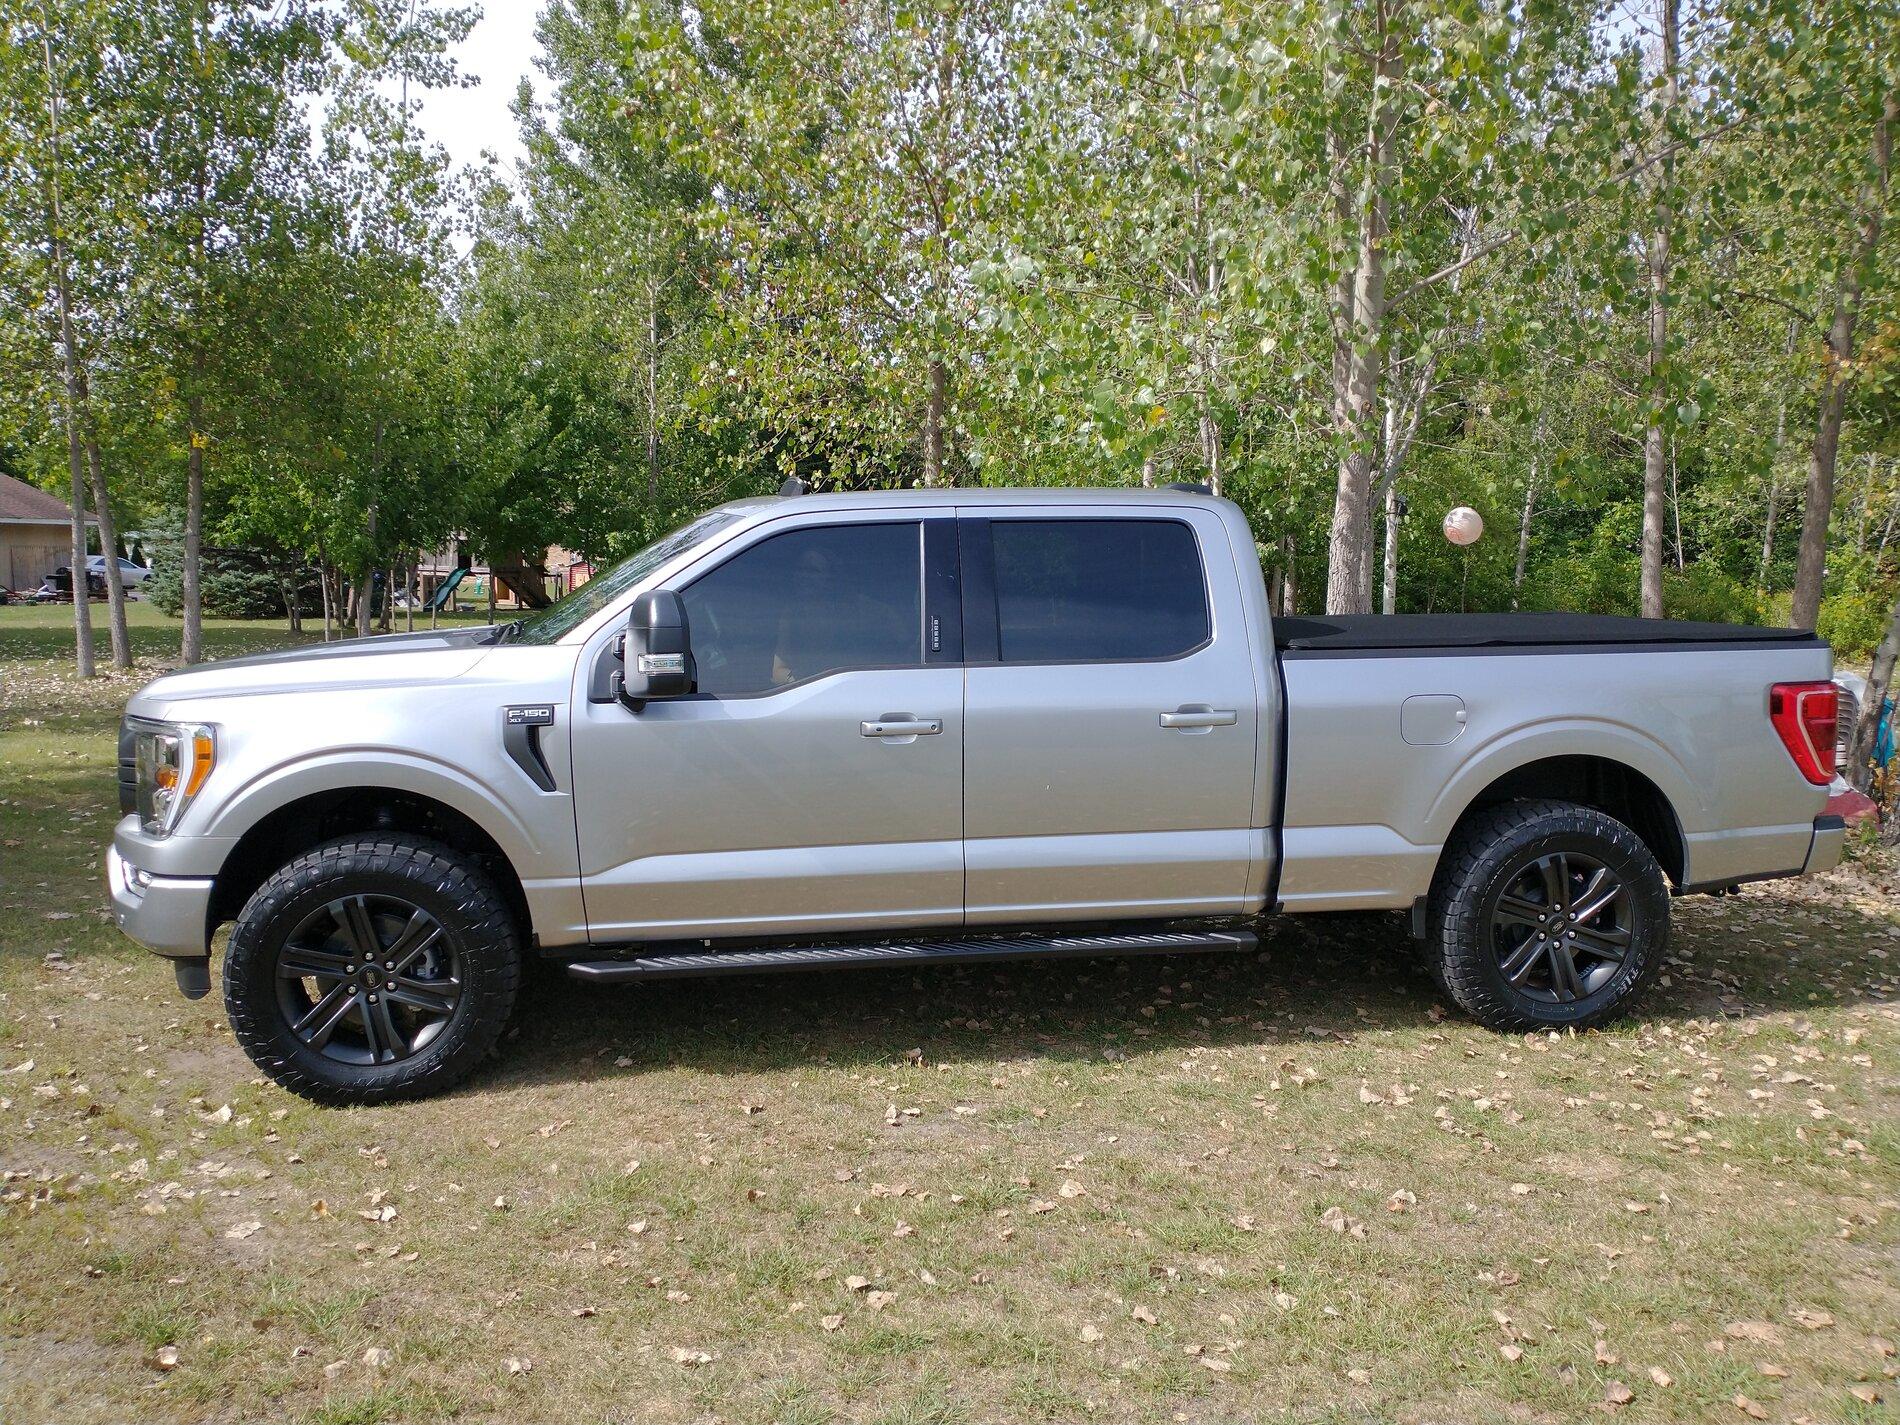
[107,488,1846,1103]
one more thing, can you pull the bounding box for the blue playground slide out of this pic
[423,567,469,613]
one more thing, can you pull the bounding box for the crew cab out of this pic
[107,488,1845,1103]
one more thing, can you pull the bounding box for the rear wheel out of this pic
[224,835,520,1104]
[1428,799,1669,1032]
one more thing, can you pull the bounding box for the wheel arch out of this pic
[206,788,532,946]
[1439,754,1687,888]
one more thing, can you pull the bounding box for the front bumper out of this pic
[106,842,215,958]
[1802,814,1847,877]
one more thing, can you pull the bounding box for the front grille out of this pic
[117,716,137,814]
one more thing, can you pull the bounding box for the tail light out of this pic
[1769,681,1837,785]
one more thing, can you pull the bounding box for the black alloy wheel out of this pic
[274,894,461,1065]
[1490,849,1631,1004]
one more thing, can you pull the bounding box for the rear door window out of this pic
[988,519,1209,663]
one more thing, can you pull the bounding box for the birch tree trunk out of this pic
[1791,89,1895,630]
[1325,11,1403,615]
[1640,0,1679,620]
[84,432,130,669]
[40,27,93,677]
[1381,479,1401,615]
[1514,460,1540,607]
[921,358,947,486]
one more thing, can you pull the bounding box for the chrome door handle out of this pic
[861,718,942,737]
[1160,707,1237,729]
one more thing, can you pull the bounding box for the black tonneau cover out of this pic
[1274,612,1823,653]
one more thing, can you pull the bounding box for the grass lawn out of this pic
[2,613,1897,1424]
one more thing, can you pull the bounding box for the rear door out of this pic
[959,511,1260,922]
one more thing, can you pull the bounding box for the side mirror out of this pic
[619,589,695,708]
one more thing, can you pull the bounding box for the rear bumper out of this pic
[1802,814,1846,877]
[106,843,214,959]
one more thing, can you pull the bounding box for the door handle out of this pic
[1160,707,1237,729]
[861,718,942,737]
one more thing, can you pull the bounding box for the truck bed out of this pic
[1274,612,1823,654]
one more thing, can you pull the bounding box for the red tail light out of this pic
[1769,681,1837,785]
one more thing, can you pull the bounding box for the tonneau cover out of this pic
[1274,611,1823,652]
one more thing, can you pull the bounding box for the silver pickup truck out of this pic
[107,488,1846,1103]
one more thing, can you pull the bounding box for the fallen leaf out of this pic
[1605,1379,1633,1406]
[224,1220,262,1240]
[1726,1322,1784,1345]
[503,1357,531,1376]
[1057,1179,1087,1199]
[1132,1305,1158,1325]
[865,1290,895,1311]
[1080,1324,1104,1343]
[362,1346,392,1370]
[668,1347,713,1366]
[1596,1341,1618,1366]
[1200,1356,1231,1373]
[1348,1367,1371,1384]
[1758,1363,1790,1378]
[1732,1394,1767,1420]
[1849,1385,1882,1405]
[1499,1344,1524,1362]
[1790,1307,1834,1331]
[820,1314,844,1331]
[151,1345,180,1371]
[844,1275,871,1292]
[1649,1367,1674,1388]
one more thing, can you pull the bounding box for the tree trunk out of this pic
[646,289,661,497]
[1513,462,1539,608]
[1849,589,1900,793]
[1760,319,1797,587]
[405,560,415,633]
[318,556,333,641]
[40,27,93,677]
[1791,89,1895,630]
[1140,453,1156,489]
[181,401,205,665]
[1325,17,1403,615]
[1280,534,1298,615]
[921,359,947,487]
[84,433,130,669]
[1857,451,1877,553]
[1640,0,1679,620]
[1380,480,1401,615]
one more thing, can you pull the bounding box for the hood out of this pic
[126,626,501,714]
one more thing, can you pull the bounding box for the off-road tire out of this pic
[1428,799,1669,1032]
[224,835,521,1105]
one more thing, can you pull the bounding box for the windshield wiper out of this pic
[489,619,526,644]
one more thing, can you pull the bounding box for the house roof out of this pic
[0,472,95,526]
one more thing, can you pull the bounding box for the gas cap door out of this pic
[1401,694,1467,746]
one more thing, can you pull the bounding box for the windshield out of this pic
[508,510,746,645]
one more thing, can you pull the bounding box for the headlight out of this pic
[132,721,215,837]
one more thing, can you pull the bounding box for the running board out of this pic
[565,927,1258,983]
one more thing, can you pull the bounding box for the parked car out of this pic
[107,487,1845,1104]
[87,554,151,589]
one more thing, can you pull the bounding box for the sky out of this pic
[410,2,542,184]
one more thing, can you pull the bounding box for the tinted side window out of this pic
[989,519,1209,663]
[681,522,923,695]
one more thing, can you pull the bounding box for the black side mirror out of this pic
[619,589,695,708]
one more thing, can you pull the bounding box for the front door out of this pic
[570,516,964,942]
[960,511,1260,922]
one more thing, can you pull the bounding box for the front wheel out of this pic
[224,835,521,1104]
[1428,799,1669,1032]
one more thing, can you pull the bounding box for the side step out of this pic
[566,927,1258,983]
